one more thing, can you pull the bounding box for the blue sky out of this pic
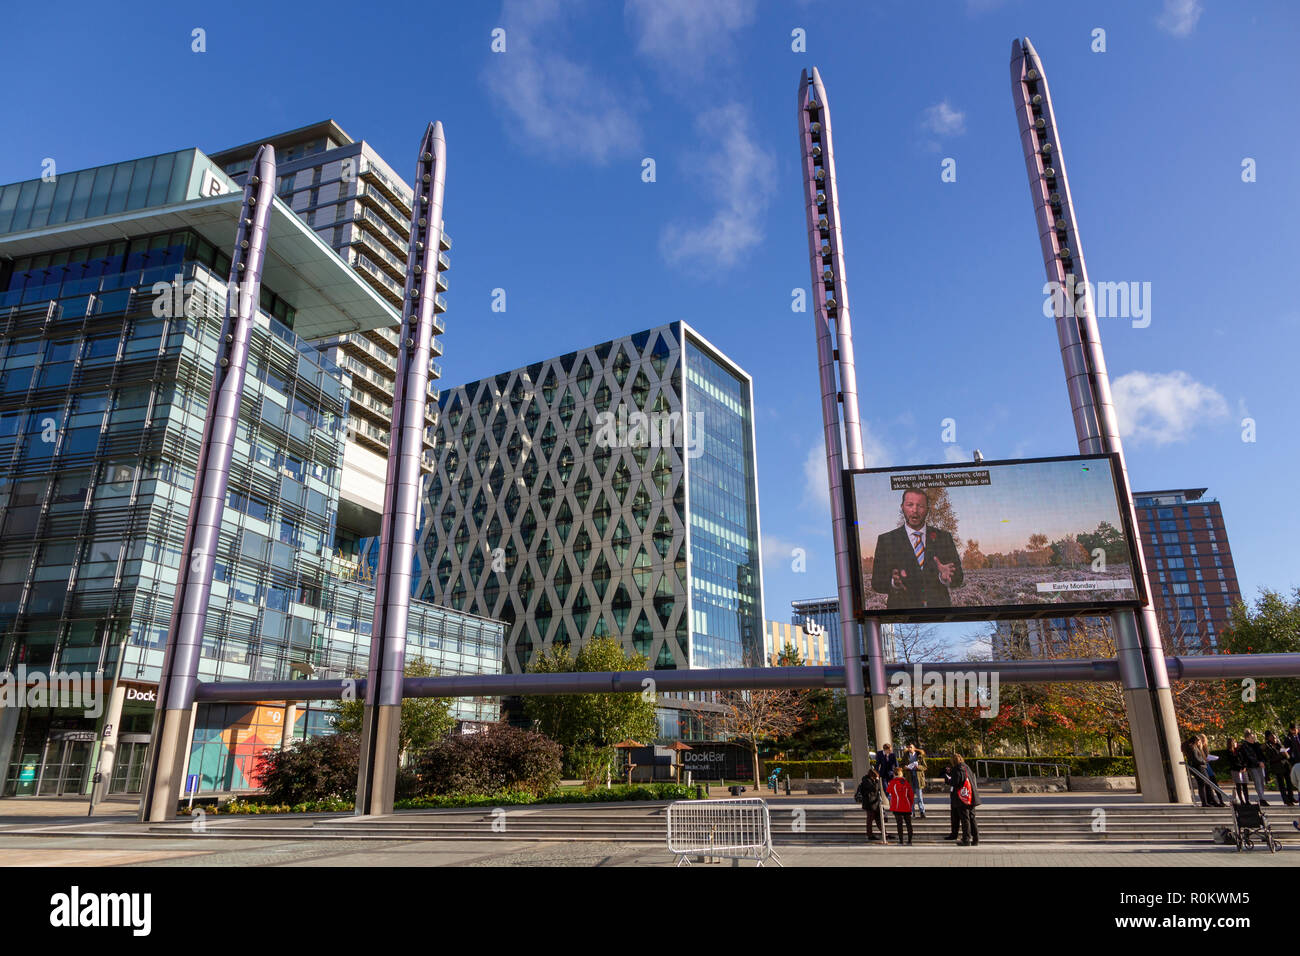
[3,0,1297,651]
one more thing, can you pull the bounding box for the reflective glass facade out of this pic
[683,336,763,669]
[420,321,764,681]
[0,191,500,794]
[0,149,234,236]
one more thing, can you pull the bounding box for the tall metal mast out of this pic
[355,122,447,815]
[141,146,277,821]
[1010,38,1189,802]
[798,68,887,780]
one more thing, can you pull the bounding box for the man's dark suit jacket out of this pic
[870,524,964,609]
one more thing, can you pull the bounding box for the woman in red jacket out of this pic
[886,767,915,845]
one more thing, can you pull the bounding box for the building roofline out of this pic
[436,321,752,395]
[207,120,356,163]
[1133,488,1209,501]
[0,190,398,338]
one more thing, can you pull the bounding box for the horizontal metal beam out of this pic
[187,652,1300,703]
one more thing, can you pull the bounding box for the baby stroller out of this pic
[1230,800,1279,853]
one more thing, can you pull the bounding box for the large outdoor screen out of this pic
[846,454,1145,621]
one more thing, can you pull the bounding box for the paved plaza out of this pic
[0,794,1296,867]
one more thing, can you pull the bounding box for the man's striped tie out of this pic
[913,531,925,567]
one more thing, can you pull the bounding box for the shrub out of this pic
[255,732,360,805]
[569,743,616,788]
[414,725,562,797]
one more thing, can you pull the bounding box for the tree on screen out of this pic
[1049,534,1089,567]
[1077,521,1127,568]
[962,539,987,570]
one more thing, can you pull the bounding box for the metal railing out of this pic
[667,797,782,867]
[976,759,1071,780]
[1186,763,1232,806]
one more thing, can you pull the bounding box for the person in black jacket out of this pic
[1241,730,1269,805]
[1226,737,1251,804]
[942,760,960,839]
[1198,733,1226,806]
[949,753,980,846]
[1284,723,1300,797]
[869,488,964,610]
[854,770,884,843]
[1183,735,1216,808]
[1264,730,1294,805]
[874,743,898,782]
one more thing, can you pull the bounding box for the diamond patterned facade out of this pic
[418,322,764,675]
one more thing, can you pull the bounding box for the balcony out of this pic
[439,231,452,252]
[356,182,410,233]
[356,205,410,256]
[351,228,408,277]
[353,254,404,306]
[438,250,451,271]
[339,331,396,371]
[360,161,414,211]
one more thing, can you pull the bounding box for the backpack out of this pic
[957,770,974,806]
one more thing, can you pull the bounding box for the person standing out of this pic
[854,769,884,843]
[1198,733,1226,806]
[1184,735,1214,808]
[1264,731,1295,806]
[1226,737,1250,804]
[904,743,927,819]
[942,759,960,840]
[1284,723,1300,797]
[1241,730,1269,806]
[875,742,898,782]
[886,767,915,846]
[949,753,980,846]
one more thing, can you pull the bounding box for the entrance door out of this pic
[109,741,150,794]
[36,739,93,796]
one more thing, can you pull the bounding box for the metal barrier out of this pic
[667,797,783,867]
[976,759,1070,781]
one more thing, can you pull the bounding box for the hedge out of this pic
[182,783,701,815]
[763,755,1136,779]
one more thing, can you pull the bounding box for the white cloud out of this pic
[761,534,807,572]
[658,103,776,270]
[484,0,641,164]
[803,441,831,512]
[802,425,890,513]
[625,0,755,86]
[921,100,966,137]
[1157,0,1203,37]
[942,444,969,463]
[1110,370,1229,445]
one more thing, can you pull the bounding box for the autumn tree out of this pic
[962,539,988,570]
[772,643,849,758]
[1214,589,1300,736]
[710,684,806,786]
[888,622,948,746]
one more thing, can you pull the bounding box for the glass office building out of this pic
[419,322,764,737]
[0,150,501,797]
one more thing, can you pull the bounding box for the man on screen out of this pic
[870,487,964,609]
